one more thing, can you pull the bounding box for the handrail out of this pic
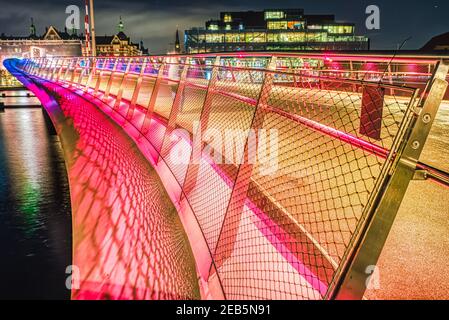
[10,55,449,300]
[23,56,449,186]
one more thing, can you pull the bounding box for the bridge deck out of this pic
[7,55,449,300]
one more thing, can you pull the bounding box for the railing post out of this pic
[26,59,34,73]
[38,58,45,78]
[32,58,41,75]
[104,58,119,100]
[37,58,45,76]
[49,58,60,81]
[77,58,90,88]
[387,64,394,96]
[141,60,166,134]
[210,56,277,275]
[23,59,31,73]
[349,60,357,92]
[27,58,36,75]
[126,58,148,120]
[56,58,67,82]
[330,61,449,300]
[158,57,191,162]
[181,56,221,199]
[45,58,53,79]
[63,58,74,83]
[93,58,106,96]
[69,58,80,85]
[84,57,97,92]
[38,58,49,78]
[113,58,133,109]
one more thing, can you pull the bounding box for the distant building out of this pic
[421,32,449,52]
[175,29,181,54]
[0,19,82,70]
[84,17,148,57]
[0,18,147,70]
[184,9,369,53]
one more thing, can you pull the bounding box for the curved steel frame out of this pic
[9,53,449,300]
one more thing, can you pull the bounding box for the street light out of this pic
[89,0,97,57]
[84,0,97,56]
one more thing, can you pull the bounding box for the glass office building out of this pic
[185,9,370,53]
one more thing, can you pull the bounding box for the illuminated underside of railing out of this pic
[5,53,448,300]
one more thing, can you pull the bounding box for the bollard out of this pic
[0,102,5,112]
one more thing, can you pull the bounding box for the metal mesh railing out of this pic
[14,54,446,300]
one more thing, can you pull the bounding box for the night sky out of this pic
[0,0,448,54]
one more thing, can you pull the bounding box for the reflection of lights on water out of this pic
[1,109,47,235]
[18,182,42,236]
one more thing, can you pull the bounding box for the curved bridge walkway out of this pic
[5,53,449,300]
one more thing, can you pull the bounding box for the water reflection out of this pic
[0,108,72,300]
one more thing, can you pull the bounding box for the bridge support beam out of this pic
[126,58,148,120]
[114,58,133,109]
[330,61,449,300]
[141,61,166,135]
[182,56,221,199]
[159,57,191,163]
[210,57,277,276]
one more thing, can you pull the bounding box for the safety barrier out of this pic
[12,54,449,300]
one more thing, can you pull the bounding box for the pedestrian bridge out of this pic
[4,52,449,300]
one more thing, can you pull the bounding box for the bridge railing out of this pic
[17,55,448,300]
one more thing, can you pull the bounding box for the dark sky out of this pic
[0,0,448,54]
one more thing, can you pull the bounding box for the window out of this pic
[245,32,266,43]
[327,25,354,34]
[206,33,224,43]
[268,32,306,43]
[307,32,327,42]
[225,24,231,31]
[267,21,288,30]
[208,24,219,31]
[223,14,232,23]
[265,11,285,20]
[225,33,244,43]
[267,33,280,42]
[287,21,304,30]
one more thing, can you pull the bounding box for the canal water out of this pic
[0,105,72,300]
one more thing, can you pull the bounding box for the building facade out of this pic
[185,9,369,53]
[82,17,148,57]
[0,22,82,71]
[1,18,147,71]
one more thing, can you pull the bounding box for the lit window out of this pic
[225,33,244,42]
[225,24,232,31]
[223,14,232,23]
[206,33,224,43]
[267,21,288,30]
[287,21,303,30]
[327,25,353,34]
[245,32,266,43]
[239,24,244,31]
[208,24,219,31]
[264,11,285,20]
